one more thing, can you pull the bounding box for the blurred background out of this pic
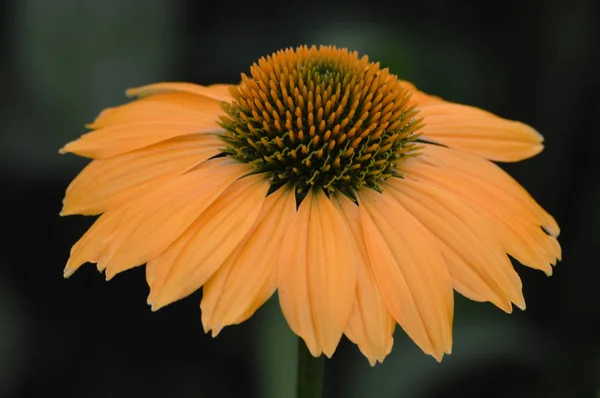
[0,0,598,397]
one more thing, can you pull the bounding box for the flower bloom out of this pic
[61,45,560,365]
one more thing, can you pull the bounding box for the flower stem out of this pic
[297,338,324,398]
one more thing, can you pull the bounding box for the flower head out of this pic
[219,46,421,199]
[61,45,560,365]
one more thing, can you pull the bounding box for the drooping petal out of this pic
[60,122,223,159]
[62,134,223,216]
[91,158,250,279]
[416,102,544,162]
[126,82,232,102]
[420,144,559,235]
[277,189,357,358]
[386,178,525,312]
[89,92,224,130]
[147,173,270,310]
[63,209,123,278]
[403,145,560,274]
[201,186,296,336]
[333,194,395,366]
[359,188,454,361]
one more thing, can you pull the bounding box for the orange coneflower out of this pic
[61,45,560,365]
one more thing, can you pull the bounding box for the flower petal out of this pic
[386,178,525,312]
[147,173,270,310]
[207,84,236,97]
[277,189,357,358]
[403,81,444,107]
[60,122,223,159]
[403,145,560,274]
[333,194,395,366]
[126,82,232,102]
[61,134,223,216]
[359,188,454,361]
[425,144,558,234]
[201,186,296,336]
[417,102,544,162]
[89,158,250,279]
[89,92,224,130]
[63,209,122,278]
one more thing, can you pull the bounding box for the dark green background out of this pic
[0,0,598,397]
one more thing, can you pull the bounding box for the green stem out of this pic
[296,338,325,398]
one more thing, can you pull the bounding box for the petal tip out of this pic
[202,324,210,334]
[542,225,560,238]
[125,87,139,98]
[500,302,514,314]
[59,202,75,217]
[59,141,81,156]
[103,263,118,281]
[146,294,156,308]
[526,124,545,142]
[148,297,165,312]
[148,296,163,312]
[63,266,75,278]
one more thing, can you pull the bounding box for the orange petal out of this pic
[424,144,559,234]
[60,122,223,159]
[92,158,250,279]
[89,92,224,130]
[62,134,222,216]
[386,178,525,312]
[63,209,123,278]
[417,102,544,162]
[126,82,232,102]
[207,84,236,97]
[201,186,296,336]
[359,189,454,361]
[403,145,560,274]
[147,173,270,310]
[402,82,444,107]
[277,189,357,358]
[333,194,395,366]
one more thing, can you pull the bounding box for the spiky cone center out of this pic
[219,45,423,201]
